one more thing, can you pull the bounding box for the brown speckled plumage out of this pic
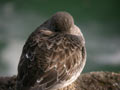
[16,12,86,90]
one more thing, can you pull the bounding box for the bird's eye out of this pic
[54,28,59,32]
[54,26,59,32]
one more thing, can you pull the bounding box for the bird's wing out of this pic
[16,29,54,89]
[17,29,86,90]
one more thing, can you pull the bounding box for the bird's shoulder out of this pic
[24,28,84,51]
[20,28,84,70]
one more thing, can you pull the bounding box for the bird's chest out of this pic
[52,57,86,90]
[51,66,82,90]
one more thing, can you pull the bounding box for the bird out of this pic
[16,11,86,90]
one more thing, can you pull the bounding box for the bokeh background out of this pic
[0,0,120,76]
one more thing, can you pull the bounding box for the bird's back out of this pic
[16,28,86,90]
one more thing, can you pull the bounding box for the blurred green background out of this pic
[0,0,120,76]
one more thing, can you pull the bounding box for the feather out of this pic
[16,11,86,90]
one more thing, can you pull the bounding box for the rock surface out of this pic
[0,72,120,90]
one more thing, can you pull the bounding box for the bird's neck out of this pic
[70,25,85,45]
[70,25,81,36]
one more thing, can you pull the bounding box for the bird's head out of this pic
[50,12,74,33]
[41,11,82,37]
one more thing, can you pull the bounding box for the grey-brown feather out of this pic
[16,12,86,90]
